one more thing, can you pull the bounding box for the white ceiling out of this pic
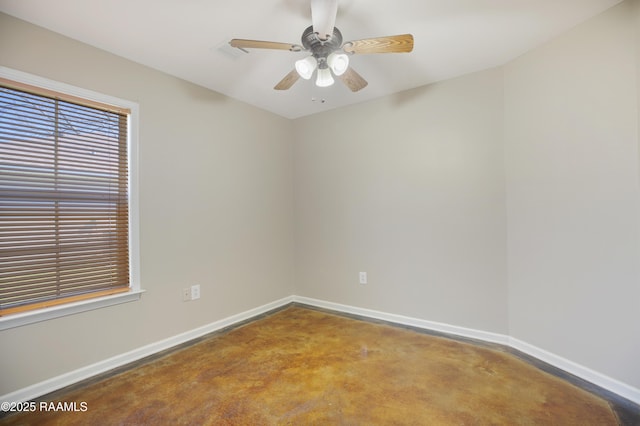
[0,0,623,119]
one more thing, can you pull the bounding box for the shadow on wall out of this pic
[389,82,437,108]
[174,78,231,105]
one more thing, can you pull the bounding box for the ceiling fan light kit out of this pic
[327,52,349,76]
[295,56,318,80]
[229,0,413,92]
[294,50,348,86]
[316,67,335,87]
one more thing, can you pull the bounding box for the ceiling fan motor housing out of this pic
[301,25,344,66]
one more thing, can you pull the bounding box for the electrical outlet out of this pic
[191,284,201,300]
[359,272,367,284]
[182,287,191,302]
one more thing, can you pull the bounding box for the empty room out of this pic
[1,0,640,424]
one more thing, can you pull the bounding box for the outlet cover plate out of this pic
[182,287,191,301]
[191,284,201,300]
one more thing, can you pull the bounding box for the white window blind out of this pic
[0,81,131,316]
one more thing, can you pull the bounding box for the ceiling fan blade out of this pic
[229,39,303,52]
[343,34,414,54]
[274,70,301,90]
[311,0,338,40]
[338,67,368,92]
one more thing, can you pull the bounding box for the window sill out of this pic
[0,289,145,331]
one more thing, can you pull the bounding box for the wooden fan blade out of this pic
[311,0,338,40]
[274,70,301,90]
[338,67,368,92]
[343,34,414,54]
[229,39,302,52]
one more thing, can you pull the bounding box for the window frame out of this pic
[0,66,142,331]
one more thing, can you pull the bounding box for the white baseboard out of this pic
[1,296,294,405]
[3,294,639,407]
[509,337,640,405]
[292,296,510,345]
[293,296,640,405]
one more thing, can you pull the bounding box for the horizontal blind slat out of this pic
[0,257,129,278]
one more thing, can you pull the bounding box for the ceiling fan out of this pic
[229,0,414,92]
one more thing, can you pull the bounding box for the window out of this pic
[0,68,140,327]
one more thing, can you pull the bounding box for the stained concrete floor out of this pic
[2,305,639,425]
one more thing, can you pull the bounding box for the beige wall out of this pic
[2,0,640,398]
[0,13,295,394]
[293,69,508,333]
[504,0,640,387]
[294,0,640,390]
[637,0,640,166]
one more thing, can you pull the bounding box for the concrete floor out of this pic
[2,305,637,425]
